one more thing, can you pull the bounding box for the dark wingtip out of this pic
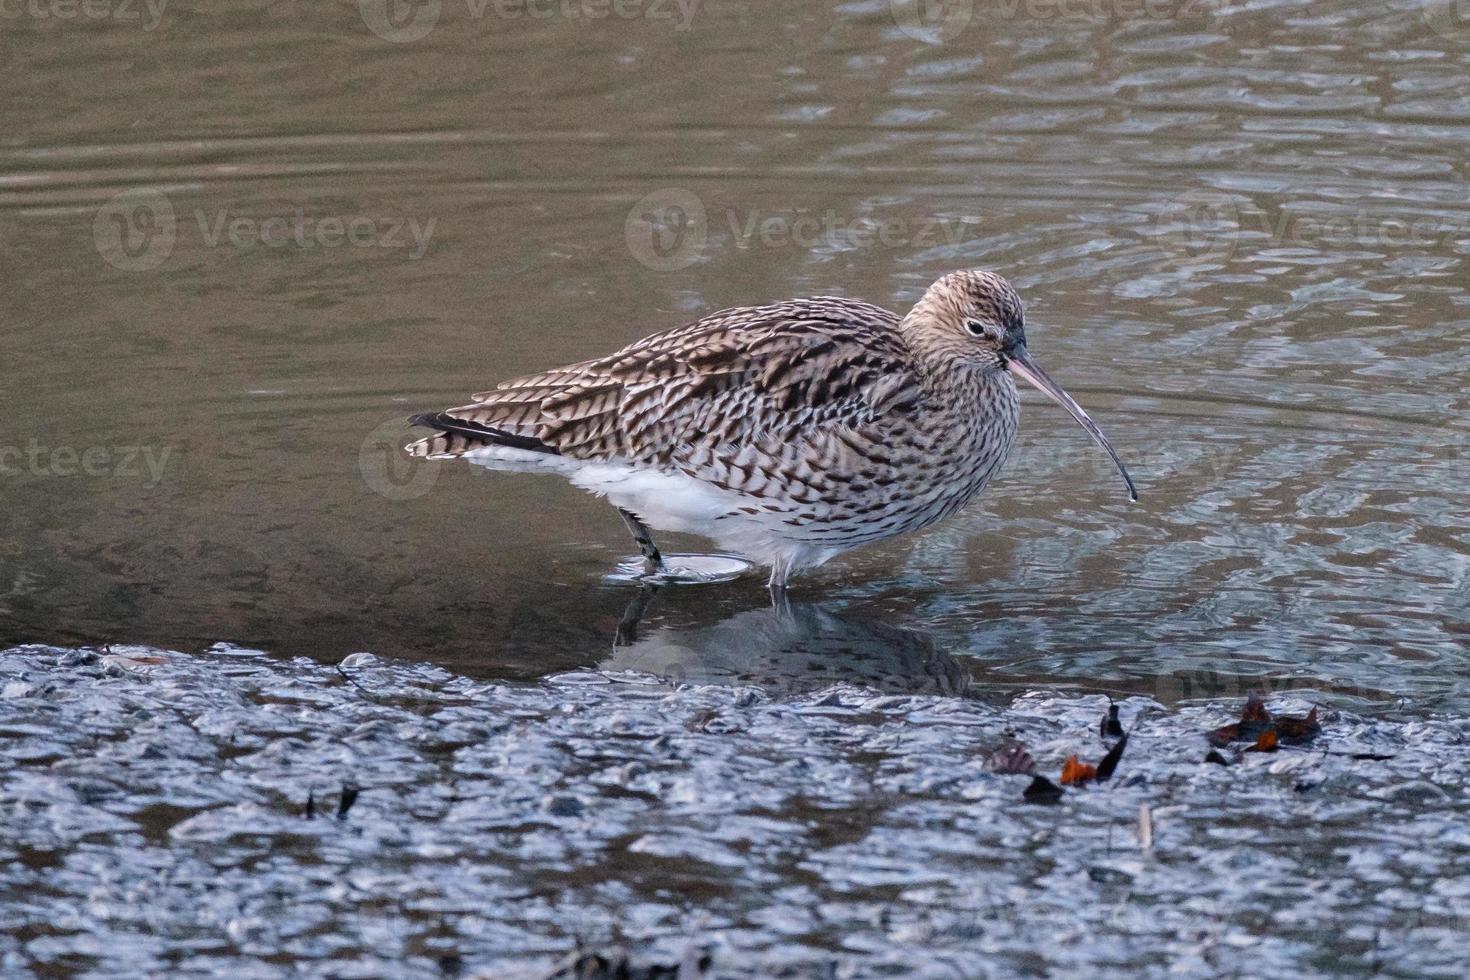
[407,411,443,429]
[406,410,559,455]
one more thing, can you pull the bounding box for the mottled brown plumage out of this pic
[407,269,1136,589]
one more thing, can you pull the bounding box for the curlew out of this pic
[406,269,1136,591]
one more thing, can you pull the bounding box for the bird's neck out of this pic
[897,311,1006,407]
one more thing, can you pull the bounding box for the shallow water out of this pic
[4,643,1469,978]
[2,1,1468,707]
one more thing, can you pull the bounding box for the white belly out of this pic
[568,461,741,534]
[461,446,843,573]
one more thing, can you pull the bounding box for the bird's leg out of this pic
[617,508,664,576]
[767,560,791,610]
[615,583,659,647]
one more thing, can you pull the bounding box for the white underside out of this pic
[454,445,844,575]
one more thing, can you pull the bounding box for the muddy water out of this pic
[2,4,1469,706]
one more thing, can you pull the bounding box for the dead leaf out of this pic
[684,708,721,733]
[984,740,1036,775]
[1060,755,1098,786]
[1234,703,1274,742]
[337,784,360,819]
[1095,732,1128,783]
[1206,723,1242,747]
[1241,691,1270,723]
[1023,775,1064,804]
[1246,729,1279,753]
[1100,700,1124,738]
[1207,691,1298,746]
[1273,707,1321,745]
[1203,749,1231,766]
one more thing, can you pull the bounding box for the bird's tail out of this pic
[404,411,560,460]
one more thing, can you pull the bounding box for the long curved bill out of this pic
[1006,346,1138,502]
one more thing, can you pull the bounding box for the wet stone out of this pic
[542,795,585,818]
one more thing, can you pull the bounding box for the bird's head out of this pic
[903,269,1138,502]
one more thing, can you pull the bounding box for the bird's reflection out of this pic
[603,587,973,696]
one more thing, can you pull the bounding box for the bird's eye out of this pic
[964,319,986,337]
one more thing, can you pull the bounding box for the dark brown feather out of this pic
[412,296,920,468]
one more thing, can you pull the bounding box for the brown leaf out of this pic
[684,708,721,733]
[1206,723,1241,747]
[1246,729,1279,753]
[1060,755,1097,786]
[1241,691,1270,723]
[1023,775,1064,804]
[1208,695,1323,750]
[1203,749,1231,766]
[1095,732,1128,782]
[1207,692,1277,746]
[984,740,1036,776]
[1234,693,1275,742]
[1274,707,1321,745]
[1100,700,1124,738]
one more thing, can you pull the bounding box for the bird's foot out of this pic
[604,553,754,586]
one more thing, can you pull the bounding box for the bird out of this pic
[405,269,1137,592]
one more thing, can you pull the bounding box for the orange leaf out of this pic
[1247,729,1279,753]
[1060,755,1098,785]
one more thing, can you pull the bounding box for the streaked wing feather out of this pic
[420,297,918,466]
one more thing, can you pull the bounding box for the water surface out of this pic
[2,0,1468,707]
